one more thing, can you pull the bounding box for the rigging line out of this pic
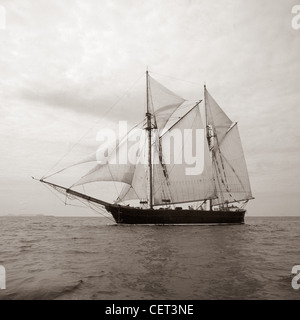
[213,122,238,152]
[89,201,112,215]
[82,184,87,198]
[70,194,115,222]
[214,138,230,191]
[42,72,145,180]
[150,71,203,87]
[66,183,113,220]
[162,101,199,123]
[43,182,104,214]
[212,154,226,205]
[64,203,90,209]
[85,203,116,223]
[218,151,248,195]
[41,182,67,206]
[117,185,135,203]
[214,144,231,195]
[108,164,123,199]
[84,202,114,222]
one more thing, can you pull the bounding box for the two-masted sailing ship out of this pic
[37,71,253,224]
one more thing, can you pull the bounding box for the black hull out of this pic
[106,204,245,225]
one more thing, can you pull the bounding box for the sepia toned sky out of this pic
[0,0,299,216]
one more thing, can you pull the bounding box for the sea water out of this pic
[0,215,299,300]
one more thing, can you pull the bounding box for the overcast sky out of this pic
[0,0,299,217]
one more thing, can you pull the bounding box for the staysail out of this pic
[73,122,146,187]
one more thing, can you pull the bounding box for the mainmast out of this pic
[204,84,213,211]
[146,70,153,209]
[204,85,232,209]
[204,84,216,152]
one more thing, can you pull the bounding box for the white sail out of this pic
[152,104,216,205]
[116,162,148,202]
[205,88,232,142]
[212,123,253,205]
[73,123,146,187]
[205,87,252,205]
[148,75,185,130]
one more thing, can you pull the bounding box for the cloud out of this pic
[0,0,300,216]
